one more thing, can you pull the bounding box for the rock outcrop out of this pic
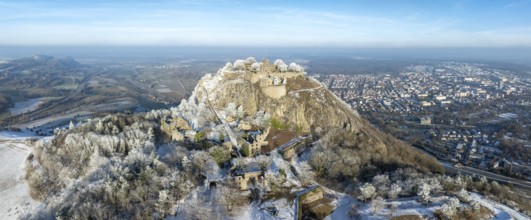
[192,63,389,156]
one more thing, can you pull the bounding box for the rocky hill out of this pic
[22,57,450,220]
[192,58,443,175]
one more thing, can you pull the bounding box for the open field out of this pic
[0,56,221,128]
[0,133,41,220]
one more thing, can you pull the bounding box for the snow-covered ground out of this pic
[14,111,91,129]
[0,133,41,219]
[0,131,37,140]
[236,199,294,220]
[8,98,45,116]
[324,190,529,220]
[469,193,529,220]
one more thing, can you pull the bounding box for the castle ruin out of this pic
[224,58,304,99]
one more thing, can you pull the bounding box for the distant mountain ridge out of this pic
[0,55,83,71]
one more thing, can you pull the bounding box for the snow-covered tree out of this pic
[147,127,154,140]
[208,145,231,166]
[250,62,261,71]
[255,155,270,171]
[449,197,460,208]
[457,188,469,202]
[236,105,245,119]
[251,111,270,127]
[245,57,257,64]
[309,150,330,177]
[233,59,246,71]
[225,103,237,117]
[417,182,431,204]
[111,125,120,135]
[359,183,376,202]
[439,197,460,219]
[69,121,75,130]
[288,62,303,72]
[440,203,456,219]
[296,162,316,187]
[471,200,481,213]
[388,183,402,199]
[428,177,443,194]
[273,59,285,66]
[372,174,390,193]
[370,196,385,214]
[219,186,247,214]
[157,190,172,215]
[221,62,234,72]
[278,64,288,72]
[191,151,214,175]
[95,120,104,133]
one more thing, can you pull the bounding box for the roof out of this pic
[262,128,300,153]
[295,185,321,197]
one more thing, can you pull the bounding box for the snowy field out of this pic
[8,98,44,116]
[324,190,529,220]
[14,111,91,129]
[469,193,529,220]
[0,132,41,219]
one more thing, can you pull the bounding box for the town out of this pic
[313,62,531,181]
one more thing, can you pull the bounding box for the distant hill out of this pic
[0,55,83,71]
[0,92,12,113]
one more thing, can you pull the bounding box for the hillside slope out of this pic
[192,63,443,175]
[22,58,446,219]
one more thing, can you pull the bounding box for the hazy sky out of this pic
[1,0,530,47]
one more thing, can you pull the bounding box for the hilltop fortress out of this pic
[220,57,305,99]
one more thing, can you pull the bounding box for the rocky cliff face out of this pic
[185,61,443,174]
[192,71,392,156]
[195,74,357,131]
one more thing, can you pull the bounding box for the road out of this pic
[1,70,100,127]
[412,145,531,191]
[441,162,531,191]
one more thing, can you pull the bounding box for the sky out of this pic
[1,0,531,48]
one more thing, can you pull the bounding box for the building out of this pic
[420,116,432,125]
[294,186,333,220]
[160,116,192,141]
[242,128,270,157]
[498,78,506,90]
[238,59,304,99]
[231,163,265,190]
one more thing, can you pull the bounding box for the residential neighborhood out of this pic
[313,62,531,181]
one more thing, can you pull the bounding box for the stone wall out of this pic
[300,187,324,205]
[261,85,286,99]
[233,171,262,190]
[160,116,190,141]
[246,71,303,83]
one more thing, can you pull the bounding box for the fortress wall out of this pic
[261,85,286,99]
[268,71,303,79]
[248,71,303,83]
[224,72,241,80]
